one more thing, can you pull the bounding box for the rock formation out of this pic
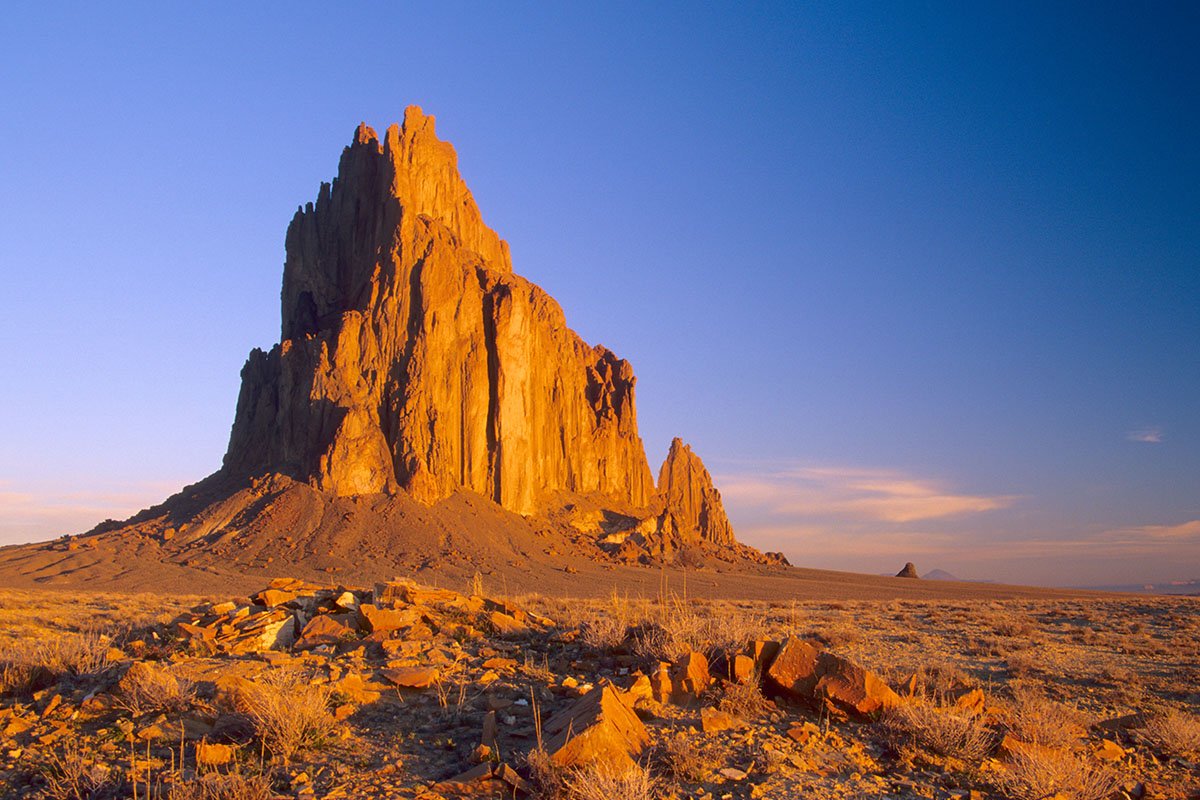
[224,106,655,515]
[895,562,920,578]
[0,107,782,590]
[657,438,735,547]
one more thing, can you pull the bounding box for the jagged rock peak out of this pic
[656,438,735,547]
[223,108,656,516]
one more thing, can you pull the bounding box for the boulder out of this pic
[294,613,357,650]
[766,637,899,718]
[543,683,650,770]
[358,604,422,633]
[381,667,439,689]
[895,562,920,578]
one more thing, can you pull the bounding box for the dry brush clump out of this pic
[879,698,995,766]
[992,746,1118,800]
[718,671,772,719]
[577,590,632,650]
[114,661,194,716]
[38,739,112,800]
[562,761,657,800]
[1003,685,1090,750]
[1141,709,1200,760]
[658,731,728,782]
[232,669,334,762]
[0,631,112,696]
[165,769,272,800]
[629,595,768,663]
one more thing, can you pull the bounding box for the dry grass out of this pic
[0,631,112,695]
[166,770,273,800]
[659,731,726,782]
[993,746,1118,800]
[718,671,772,719]
[628,596,767,662]
[880,698,995,766]
[1003,685,1090,750]
[114,661,194,716]
[1141,709,1200,760]
[233,669,334,761]
[577,590,631,649]
[525,747,565,800]
[39,739,112,800]
[563,761,657,800]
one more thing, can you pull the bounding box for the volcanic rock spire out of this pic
[223,107,656,515]
[656,438,735,547]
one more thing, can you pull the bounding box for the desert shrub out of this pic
[563,761,657,800]
[658,732,726,782]
[166,770,272,800]
[114,661,194,716]
[0,632,111,696]
[904,662,976,698]
[1141,709,1200,760]
[880,698,995,765]
[629,597,766,663]
[39,739,111,800]
[718,672,772,719]
[1004,686,1089,750]
[811,620,865,650]
[233,669,333,761]
[578,594,630,650]
[993,746,1117,800]
[992,613,1036,638]
[525,747,566,800]
[1004,653,1040,680]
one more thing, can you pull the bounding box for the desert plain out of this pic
[1,565,1197,800]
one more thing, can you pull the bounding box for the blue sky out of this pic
[2,3,1197,586]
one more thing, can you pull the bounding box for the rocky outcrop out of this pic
[656,438,735,547]
[896,562,920,578]
[223,107,655,515]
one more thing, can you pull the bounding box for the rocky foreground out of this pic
[2,580,1198,799]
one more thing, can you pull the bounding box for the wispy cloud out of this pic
[718,465,1016,524]
[1127,427,1163,443]
[711,458,1199,585]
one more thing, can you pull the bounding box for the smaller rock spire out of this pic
[656,438,734,546]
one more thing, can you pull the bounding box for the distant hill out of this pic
[923,568,960,581]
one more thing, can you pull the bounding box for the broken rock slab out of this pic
[543,683,650,770]
[765,637,899,718]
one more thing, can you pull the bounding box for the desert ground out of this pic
[1,569,1197,800]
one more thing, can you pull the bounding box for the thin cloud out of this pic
[1127,427,1163,443]
[718,465,1016,524]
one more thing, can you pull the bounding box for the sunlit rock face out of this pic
[656,437,735,547]
[223,107,656,515]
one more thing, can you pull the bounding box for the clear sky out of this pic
[2,3,1197,587]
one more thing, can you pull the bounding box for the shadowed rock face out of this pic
[224,107,655,515]
[657,437,735,546]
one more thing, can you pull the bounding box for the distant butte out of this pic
[0,107,784,593]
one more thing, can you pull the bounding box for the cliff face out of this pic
[656,438,735,547]
[223,107,655,515]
